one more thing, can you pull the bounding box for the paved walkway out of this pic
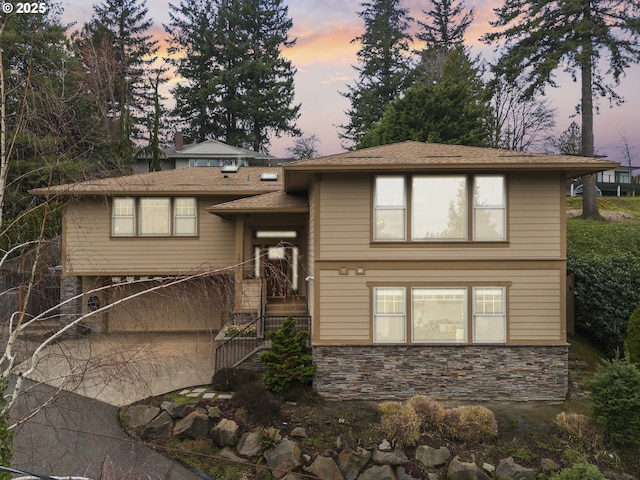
[19,332,217,406]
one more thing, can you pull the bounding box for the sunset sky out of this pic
[61,0,640,161]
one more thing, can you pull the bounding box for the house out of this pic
[568,164,640,196]
[133,135,279,173]
[35,141,614,401]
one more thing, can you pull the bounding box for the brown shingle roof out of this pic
[30,166,283,196]
[283,141,618,193]
[207,191,308,217]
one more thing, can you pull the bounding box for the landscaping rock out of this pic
[447,456,491,480]
[126,405,160,429]
[303,455,343,480]
[372,446,408,466]
[290,426,307,438]
[605,472,636,480]
[237,429,262,458]
[358,464,395,480]
[495,457,537,480]
[415,445,450,468]
[482,462,496,475]
[210,418,240,447]
[264,438,302,479]
[378,439,393,451]
[219,446,245,464]
[173,410,212,440]
[541,458,561,473]
[140,411,173,440]
[395,465,418,480]
[338,446,371,480]
[160,400,196,419]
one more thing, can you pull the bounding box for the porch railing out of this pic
[214,315,311,372]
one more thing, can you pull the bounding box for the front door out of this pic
[253,231,300,299]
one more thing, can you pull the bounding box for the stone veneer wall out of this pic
[313,344,568,401]
[60,276,82,324]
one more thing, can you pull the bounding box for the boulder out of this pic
[173,410,212,440]
[338,446,371,480]
[218,446,245,464]
[126,405,160,429]
[140,411,173,440]
[290,426,308,438]
[160,400,196,419]
[264,438,302,479]
[541,458,561,474]
[395,465,420,480]
[415,445,450,468]
[210,418,240,447]
[447,456,491,480]
[372,447,408,466]
[303,455,344,480]
[495,457,537,480]
[237,429,263,458]
[358,464,396,480]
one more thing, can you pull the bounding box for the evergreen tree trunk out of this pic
[580,7,600,220]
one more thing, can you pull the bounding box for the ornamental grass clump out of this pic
[440,405,498,444]
[378,401,420,447]
[407,395,445,431]
[554,412,604,451]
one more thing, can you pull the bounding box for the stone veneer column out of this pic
[312,344,568,401]
[60,276,82,326]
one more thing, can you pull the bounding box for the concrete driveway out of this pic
[19,332,217,407]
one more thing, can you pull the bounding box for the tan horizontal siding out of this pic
[316,268,563,343]
[317,172,564,261]
[64,196,236,275]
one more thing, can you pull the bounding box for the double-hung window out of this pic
[112,198,136,236]
[111,197,197,237]
[373,286,507,344]
[374,175,506,242]
[373,287,406,342]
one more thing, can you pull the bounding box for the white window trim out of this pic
[411,287,468,344]
[111,197,198,238]
[374,176,407,242]
[173,197,198,236]
[111,197,136,237]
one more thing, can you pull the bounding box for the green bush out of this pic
[568,253,640,355]
[624,306,640,366]
[231,381,281,424]
[260,317,316,393]
[586,355,640,447]
[549,462,606,480]
[211,368,258,392]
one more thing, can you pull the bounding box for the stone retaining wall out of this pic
[313,344,568,401]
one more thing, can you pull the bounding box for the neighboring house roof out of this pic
[30,166,283,197]
[207,191,308,218]
[163,139,275,161]
[283,141,618,193]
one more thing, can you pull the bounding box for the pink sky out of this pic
[61,0,640,161]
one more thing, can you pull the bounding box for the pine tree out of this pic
[166,0,300,152]
[81,0,159,165]
[483,0,640,219]
[414,0,474,85]
[165,0,218,142]
[359,47,491,148]
[339,0,413,148]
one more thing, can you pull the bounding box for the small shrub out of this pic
[587,355,640,447]
[378,402,420,447]
[232,381,281,424]
[211,368,258,392]
[554,412,604,450]
[549,461,606,480]
[407,395,444,431]
[439,406,498,443]
[625,306,640,366]
[260,317,316,393]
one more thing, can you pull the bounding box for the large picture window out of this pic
[373,175,506,242]
[111,197,197,237]
[373,285,507,344]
